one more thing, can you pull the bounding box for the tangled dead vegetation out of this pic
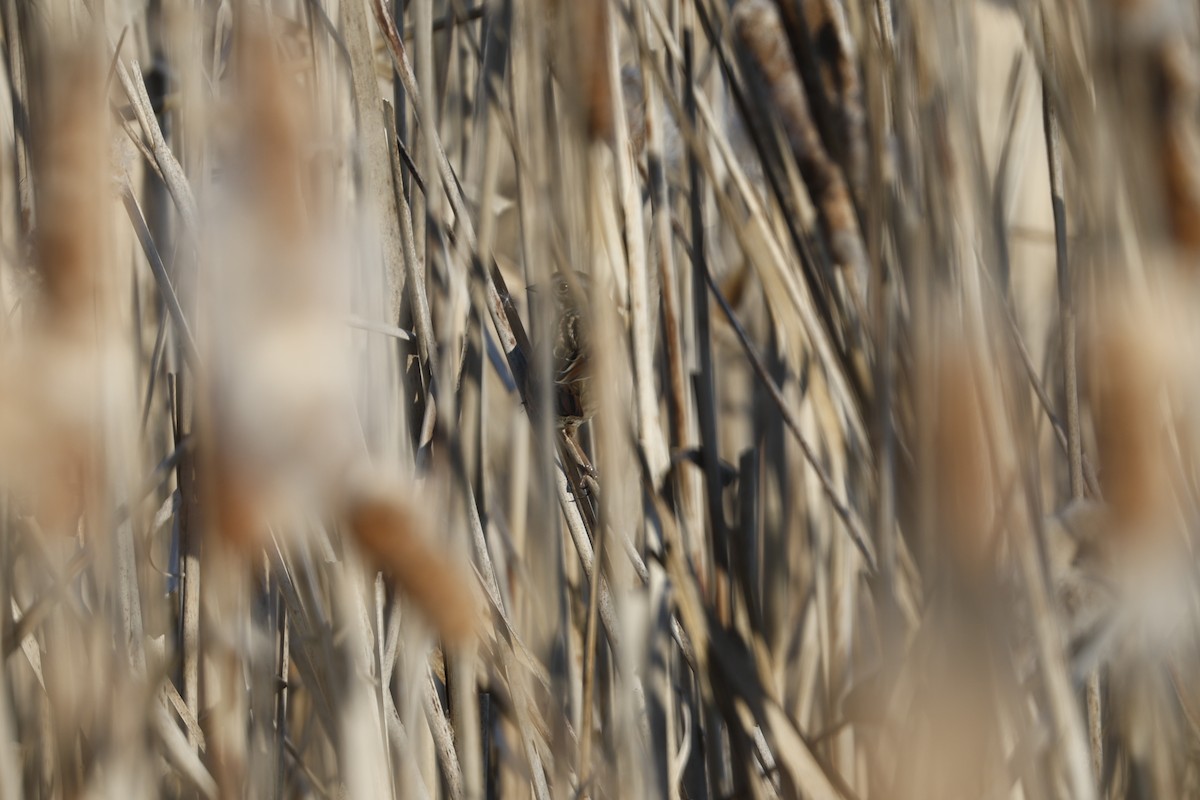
[2,1,1200,798]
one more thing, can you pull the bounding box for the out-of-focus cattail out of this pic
[927,315,999,584]
[1105,0,1200,257]
[198,23,479,645]
[577,0,613,142]
[201,20,350,551]
[202,434,273,553]
[231,23,312,247]
[890,317,1018,800]
[1085,291,1175,538]
[0,39,126,536]
[547,0,613,142]
[32,42,115,336]
[343,480,480,643]
[1161,115,1200,254]
[732,0,868,297]
[1083,278,1198,800]
[1154,41,1200,254]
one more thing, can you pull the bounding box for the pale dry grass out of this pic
[0,0,1198,798]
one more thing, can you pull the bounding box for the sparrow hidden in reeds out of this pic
[529,271,598,471]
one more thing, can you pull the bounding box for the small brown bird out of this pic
[529,271,598,468]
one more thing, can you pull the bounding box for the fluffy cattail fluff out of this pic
[202,23,350,551]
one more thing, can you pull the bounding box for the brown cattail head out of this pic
[576,0,613,142]
[1157,46,1200,254]
[32,39,115,338]
[1085,289,1176,539]
[546,0,614,142]
[343,480,480,643]
[1103,0,1200,258]
[927,314,999,584]
[230,21,314,249]
[198,434,273,554]
[0,377,93,535]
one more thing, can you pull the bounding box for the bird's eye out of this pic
[556,280,569,295]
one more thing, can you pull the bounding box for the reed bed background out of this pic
[1,0,1199,797]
